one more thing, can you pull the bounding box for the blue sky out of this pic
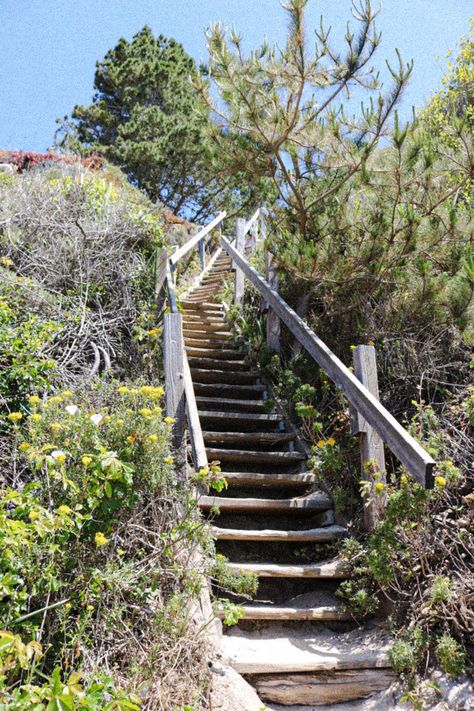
[1,1,472,152]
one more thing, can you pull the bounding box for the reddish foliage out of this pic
[0,150,104,173]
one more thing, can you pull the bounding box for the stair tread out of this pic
[199,410,281,421]
[196,397,267,412]
[211,524,346,541]
[221,626,392,673]
[217,605,350,621]
[202,431,294,445]
[195,383,266,394]
[188,358,248,370]
[206,448,304,461]
[227,559,348,578]
[192,369,259,384]
[222,471,316,487]
[199,493,331,512]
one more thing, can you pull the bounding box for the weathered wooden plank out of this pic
[265,250,280,355]
[202,430,294,445]
[165,261,179,314]
[169,211,226,266]
[205,448,304,464]
[211,524,346,542]
[154,246,168,312]
[221,471,316,488]
[221,236,435,487]
[163,313,185,453]
[183,353,208,471]
[199,493,332,512]
[227,559,347,578]
[353,346,387,531]
[216,605,350,621]
[252,669,396,705]
[234,218,246,306]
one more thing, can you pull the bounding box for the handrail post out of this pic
[234,218,245,306]
[198,238,205,270]
[163,312,186,476]
[264,250,281,356]
[351,345,386,531]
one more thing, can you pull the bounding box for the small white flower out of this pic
[51,450,66,461]
[90,413,104,426]
[65,405,79,416]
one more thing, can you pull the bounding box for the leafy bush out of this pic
[435,635,466,677]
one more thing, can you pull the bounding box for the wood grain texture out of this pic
[163,313,185,452]
[183,353,208,471]
[353,346,387,531]
[154,247,168,313]
[265,250,281,354]
[211,524,346,542]
[234,218,246,306]
[221,236,435,487]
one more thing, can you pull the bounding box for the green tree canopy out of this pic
[57,26,218,219]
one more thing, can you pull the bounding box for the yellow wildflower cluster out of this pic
[316,437,336,448]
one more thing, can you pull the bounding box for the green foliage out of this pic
[435,635,466,677]
[211,555,259,598]
[389,627,426,675]
[219,601,245,627]
[57,27,219,219]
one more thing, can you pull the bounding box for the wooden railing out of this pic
[220,228,435,528]
[155,212,227,474]
[156,207,434,529]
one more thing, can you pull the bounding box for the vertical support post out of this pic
[198,238,205,270]
[264,250,281,356]
[163,313,186,470]
[233,218,245,307]
[154,247,168,314]
[352,345,386,531]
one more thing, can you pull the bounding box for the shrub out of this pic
[435,635,466,677]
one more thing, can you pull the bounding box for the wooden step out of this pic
[198,411,283,431]
[181,301,222,311]
[184,338,241,350]
[212,524,345,542]
[183,328,232,339]
[221,627,392,673]
[196,397,267,413]
[221,471,316,488]
[199,493,331,512]
[183,323,232,334]
[217,605,351,622]
[188,358,249,371]
[191,369,259,385]
[186,348,245,360]
[194,383,266,398]
[251,669,396,706]
[202,431,294,447]
[205,448,304,464]
[226,559,347,578]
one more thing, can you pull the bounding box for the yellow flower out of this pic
[61,390,73,399]
[445,461,454,468]
[151,386,164,400]
[86,604,94,612]
[148,327,161,337]
[50,422,62,434]
[81,455,92,467]
[128,388,139,395]
[7,412,23,423]
[164,416,175,425]
[400,475,408,485]
[350,345,356,351]
[163,456,174,465]
[52,450,66,465]
[126,434,137,444]
[28,395,41,406]
[374,482,385,493]
[148,433,158,443]
[30,413,42,422]
[117,386,129,395]
[65,603,72,611]
[57,505,72,516]
[326,437,336,447]
[317,440,326,448]
[19,442,30,452]
[1,256,14,267]
[140,385,154,396]
[29,510,40,520]
[435,476,447,488]
[139,407,152,418]
[95,532,109,547]
[368,340,375,347]
[48,396,63,406]
[116,418,125,426]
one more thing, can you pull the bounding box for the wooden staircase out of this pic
[181,252,395,707]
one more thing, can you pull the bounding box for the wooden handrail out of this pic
[222,236,435,488]
[183,355,208,470]
[169,211,226,267]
